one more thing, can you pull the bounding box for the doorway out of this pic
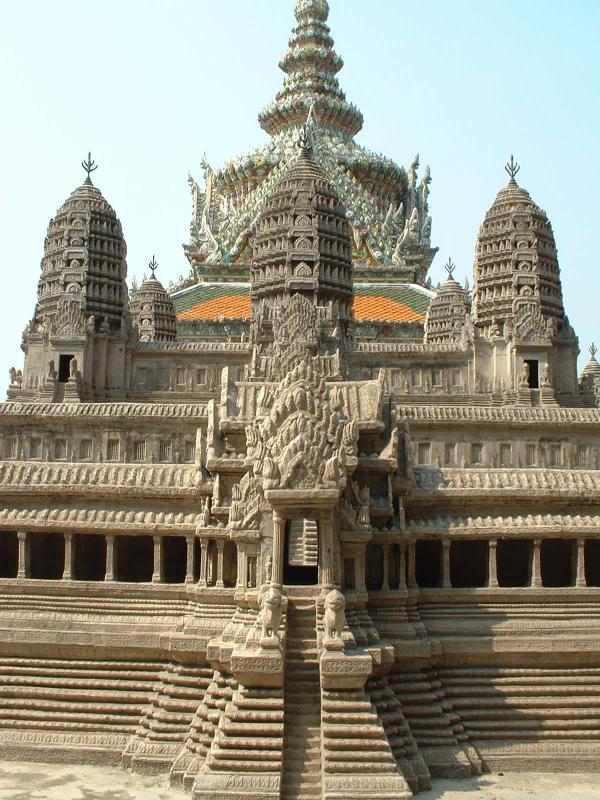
[284,520,318,586]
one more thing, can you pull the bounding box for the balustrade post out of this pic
[185,534,195,584]
[216,539,225,588]
[488,539,499,588]
[63,533,73,580]
[531,539,542,587]
[17,531,28,579]
[152,535,162,583]
[576,538,587,588]
[105,534,115,581]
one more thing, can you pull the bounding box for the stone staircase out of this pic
[124,662,213,773]
[438,666,600,771]
[281,596,321,800]
[0,657,162,764]
[388,668,480,777]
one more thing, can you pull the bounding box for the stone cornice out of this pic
[0,462,201,497]
[412,467,600,496]
[135,341,251,353]
[397,405,600,426]
[0,402,208,420]
[0,503,199,534]
[407,512,600,536]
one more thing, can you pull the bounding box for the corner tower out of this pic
[472,157,579,401]
[17,155,131,402]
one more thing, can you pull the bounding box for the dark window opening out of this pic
[525,359,539,389]
[0,532,18,578]
[73,534,106,581]
[284,526,318,586]
[450,540,488,587]
[58,354,74,383]
[585,540,600,587]
[389,544,400,590]
[193,538,201,583]
[497,538,532,587]
[541,538,574,587]
[344,558,355,590]
[366,544,384,590]
[415,540,441,588]
[223,541,238,588]
[115,535,153,582]
[163,536,187,584]
[29,533,64,580]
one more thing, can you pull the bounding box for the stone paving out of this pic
[1,763,600,800]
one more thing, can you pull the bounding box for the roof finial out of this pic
[149,255,158,279]
[591,343,598,360]
[298,103,316,154]
[82,152,98,184]
[505,154,520,186]
[445,257,456,278]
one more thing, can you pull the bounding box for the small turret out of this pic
[424,259,470,345]
[130,257,177,342]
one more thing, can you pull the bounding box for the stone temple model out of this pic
[3,2,600,799]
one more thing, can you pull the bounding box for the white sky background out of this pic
[0,0,599,383]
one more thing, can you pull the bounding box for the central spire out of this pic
[258,0,363,141]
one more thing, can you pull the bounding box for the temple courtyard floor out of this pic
[0,761,599,799]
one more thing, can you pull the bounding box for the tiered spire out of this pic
[259,0,363,140]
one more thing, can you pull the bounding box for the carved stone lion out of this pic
[259,587,283,646]
[323,589,346,651]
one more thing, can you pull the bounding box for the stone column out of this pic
[63,534,73,580]
[237,547,245,589]
[488,539,499,588]
[199,538,208,587]
[407,540,417,588]
[319,511,335,590]
[152,535,162,583]
[185,535,195,584]
[531,539,542,587]
[398,541,407,590]
[105,534,115,581]
[216,540,225,588]
[576,538,587,588]
[441,539,451,589]
[272,513,285,588]
[382,543,390,592]
[17,531,28,579]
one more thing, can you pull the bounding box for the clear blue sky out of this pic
[1,0,599,383]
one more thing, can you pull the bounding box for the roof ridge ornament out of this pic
[82,152,98,184]
[591,343,598,360]
[445,257,456,278]
[505,154,520,186]
[298,102,317,154]
[149,255,158,280]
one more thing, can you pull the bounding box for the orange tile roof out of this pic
[173,282,432,323]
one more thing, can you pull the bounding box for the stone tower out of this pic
[20,156,130,402]
[250,134,354,379]
[472,158,578,400]
[130,258,177,342]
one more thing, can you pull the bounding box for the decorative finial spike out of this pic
[82,151,98,183]
[505,154,520,185]
[148,255,158,279]
[445,258,456,278]
[298,102,316,154]
[591,343,598,359]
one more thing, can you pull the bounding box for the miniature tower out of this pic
[18,155,130,402]
[471,157,579,402]
[130,257,177,342]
